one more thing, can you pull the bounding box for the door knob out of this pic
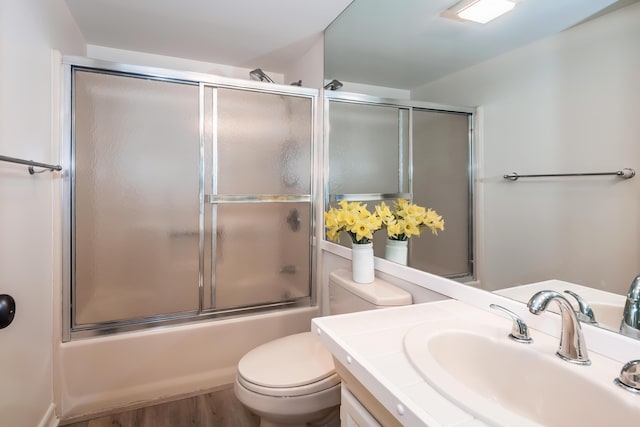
[0,294,16,329]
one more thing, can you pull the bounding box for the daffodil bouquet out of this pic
[376,199,444,241]
[324,200,383,244]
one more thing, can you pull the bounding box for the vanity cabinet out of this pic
[340,385,381,427]
[334,360,403,427]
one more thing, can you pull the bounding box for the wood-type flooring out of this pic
[61,386,259,427]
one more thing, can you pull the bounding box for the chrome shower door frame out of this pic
[61,57,318,341]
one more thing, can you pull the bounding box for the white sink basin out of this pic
[591,302,624,332]
[404,319,640,427]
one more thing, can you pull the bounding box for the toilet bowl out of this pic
[234,269,412,426]
[234,332,341,427]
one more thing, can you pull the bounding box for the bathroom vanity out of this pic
[312,299,640,427]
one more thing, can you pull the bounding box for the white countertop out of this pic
[312,297,640,426]
[313,300,495,427]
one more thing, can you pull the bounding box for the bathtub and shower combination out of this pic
[58,58,319,419]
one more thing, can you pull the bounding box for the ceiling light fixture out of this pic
[442,0,517,24]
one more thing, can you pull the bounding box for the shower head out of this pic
[324,79,343,91]
[249,68,275,83]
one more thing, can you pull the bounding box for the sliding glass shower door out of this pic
[204,87,312,311]
[73,70,201,325]
[67,64,315,339]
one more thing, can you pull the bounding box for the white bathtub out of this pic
[56,306,319,421]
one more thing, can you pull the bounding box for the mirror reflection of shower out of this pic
[249,68,275,83]
[325,96,474,280]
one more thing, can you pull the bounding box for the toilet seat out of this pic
[237,331,339,397]
[237,371,340,397]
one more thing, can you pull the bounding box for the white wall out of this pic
[86,45,285,83]
[284,34,325,89]
[333,81,411,99]
[0,1,85,426]
[412,4,640,294]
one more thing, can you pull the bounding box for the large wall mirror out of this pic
[324,0,640,337]
[324,93,475,280]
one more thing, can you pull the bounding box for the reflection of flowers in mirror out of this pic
[324,200,383,244]
[377,199,444,241]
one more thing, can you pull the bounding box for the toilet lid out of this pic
[237,371,341,397]
[238,332,336,389]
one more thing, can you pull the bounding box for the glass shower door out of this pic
[72,70,200,326]
[411,109,472,277]
[207,88,313,310]
[68,65,316,338]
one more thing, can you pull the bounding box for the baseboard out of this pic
[38,403,59,427]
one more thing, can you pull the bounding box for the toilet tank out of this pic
[329,269,412,315]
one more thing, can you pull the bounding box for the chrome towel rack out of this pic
[0,155,62,174]
[503,168,635,181]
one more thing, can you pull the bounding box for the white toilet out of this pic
[234,269,413,427]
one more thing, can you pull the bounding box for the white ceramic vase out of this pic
[385,238,408,265]
[351,242,374,283]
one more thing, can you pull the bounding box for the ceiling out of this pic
[325,0,628,89]
[64,0,353,73]
[65,0,634,89]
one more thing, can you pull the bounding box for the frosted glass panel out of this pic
[217,89,312,195]
[410,109,470,277]
[328,102,408,195]
[73,71,200,325]
[214,203,311,309]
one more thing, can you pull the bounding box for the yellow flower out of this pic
[401,217,421,237]
[377,199,445,241]
[386,220,401,239]
[406,203,425,220]
[339,209,356,226]
[375,202,394,224]
[324,209,339,228]
[324,200,383,244]
[350,218,374,241]
[325,197,442,245]
[326,227,340,242]
[356,204,371,218]
[366,213,382,230]
[423,209,445,235]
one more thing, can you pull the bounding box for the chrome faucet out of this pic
[489,304,533,343]
[615,360,640,393]
[564,290,598,324]
[620,275,640,339]
[527,290,590,365]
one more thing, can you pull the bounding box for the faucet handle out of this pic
[620,275,640,338]
[490,304,533,343]
[564,290,598,324]
[615,360,640,393]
